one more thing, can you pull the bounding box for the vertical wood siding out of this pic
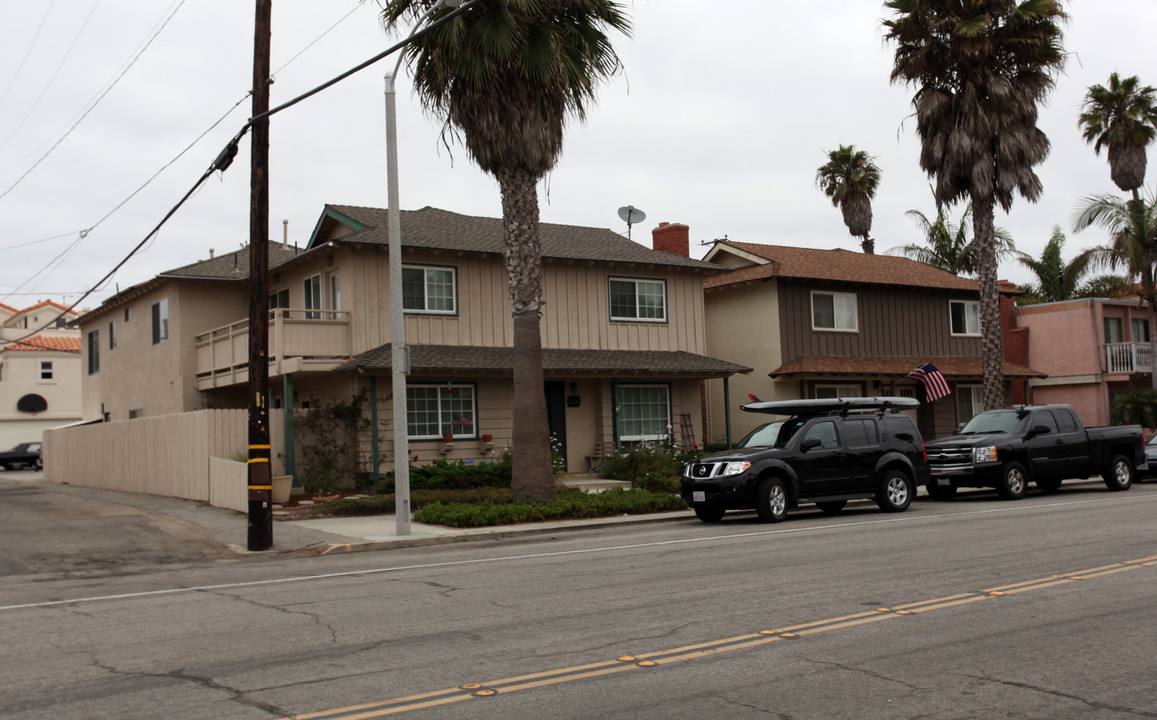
[778,281,983,362]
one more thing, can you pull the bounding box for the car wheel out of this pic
[815,500,847,514]
[754,478,789,523]
[1103,454,1134,492]
[35,458,43,471]
[693,504,726,523]
[1036,477,1062,494]
[997,461,1027,500]
[876,469,913,513]
[927,480,957,501]
[1,464,10,471]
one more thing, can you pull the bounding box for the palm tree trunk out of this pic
[496,167,555,500]
[972,193,1006,410]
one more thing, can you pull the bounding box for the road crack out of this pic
[801,656,923,692]
[965,673,1157,717]
[206,589,340,644]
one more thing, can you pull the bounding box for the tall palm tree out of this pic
[888,190,1019,275]
[1078,73,1157,201]
[1016,226,1096,303]
[815,144,881,253]
[884,0,1067,411]
[382,0,631,499]
[1074,192,1157,389]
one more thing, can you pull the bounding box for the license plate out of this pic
[693,491,706,502]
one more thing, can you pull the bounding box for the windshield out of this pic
[959,410,1028,435]
[738,419,805,448]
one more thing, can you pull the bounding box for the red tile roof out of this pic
[705,242,980,291]
[0,336,82,353]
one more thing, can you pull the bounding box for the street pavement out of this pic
[0,471,693,575]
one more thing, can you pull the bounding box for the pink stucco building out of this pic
[1017,297,1152,428]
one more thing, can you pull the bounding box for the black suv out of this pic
[681,397,930,523]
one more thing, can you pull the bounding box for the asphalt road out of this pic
[2,477,1156,719]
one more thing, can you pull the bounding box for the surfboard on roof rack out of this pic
[741,396,919,416]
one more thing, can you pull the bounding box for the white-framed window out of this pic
[402,265,457,314]
[87,329,100,374]
[957,384,984,425]
[609,277,667,322]
[619,384,671,441]
[329,273,341,318]
[950,300,981,336]
[304,274,322,319]
[151,298,169,345]
[811,291,857,331]
[815,384,861,399]
[40,361,53,380]
[407,383,476,439]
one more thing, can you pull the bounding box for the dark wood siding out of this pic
[777,280,983,363]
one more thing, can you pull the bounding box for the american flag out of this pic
[906,363,952,402]
[451,414,472,427]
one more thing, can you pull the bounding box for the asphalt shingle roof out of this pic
[334,344,751,377]
[161,244,305,280]
[705,242,980,291]
[322,205,722,271]
[769,355,1045,379]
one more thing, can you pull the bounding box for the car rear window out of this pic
[883,415,921,443]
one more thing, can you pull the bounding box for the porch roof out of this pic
[334,344,752,378]
[769,355,1046,379]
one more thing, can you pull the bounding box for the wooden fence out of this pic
[43,409,288,512]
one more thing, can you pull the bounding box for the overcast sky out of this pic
[1,0,1155,314]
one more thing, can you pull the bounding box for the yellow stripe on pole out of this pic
[249,444,272,450]
[248,485,273,490]
[248,458,270,464]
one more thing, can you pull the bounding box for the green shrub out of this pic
[310,487,512,517]
[601,440,685,482]
[412,488,687,528]
[376,457,513,494]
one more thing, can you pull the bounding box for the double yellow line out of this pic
[287,554,1157,719]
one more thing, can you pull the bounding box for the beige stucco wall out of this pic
[0,350,81,446]
[703,280,790,444]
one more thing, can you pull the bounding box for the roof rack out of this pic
[741,396,919,417]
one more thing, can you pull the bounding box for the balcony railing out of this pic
[1105,342,1153,374]
[195,308,352,388]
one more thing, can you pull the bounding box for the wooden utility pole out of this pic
[247,0,273,551]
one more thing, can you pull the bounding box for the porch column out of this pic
[724,376,733,449]
[370,376,380,486]
[283,373,295,478]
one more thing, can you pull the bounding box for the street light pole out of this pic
[384,0,460,536]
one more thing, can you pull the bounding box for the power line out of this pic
[0,0,188,202]
[0,0,58,113]
[0,0,487,347]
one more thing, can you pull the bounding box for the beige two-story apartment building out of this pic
[0,301,82,446]
[76,206,750,474]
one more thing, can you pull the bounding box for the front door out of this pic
[544,381,568,468]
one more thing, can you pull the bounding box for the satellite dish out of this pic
[617,205,646,239]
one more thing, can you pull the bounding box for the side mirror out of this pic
[801,437,822,452]
[1029,425,1051,437]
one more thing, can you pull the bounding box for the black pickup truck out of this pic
[681,397,930,523]
[0,442,43,471]
[924,404,1145,499]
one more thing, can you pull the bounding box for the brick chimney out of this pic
[652,222,690,258]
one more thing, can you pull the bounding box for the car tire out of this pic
[693,504,726,523]
[1036,477,1062,494]
[754,478,789,523]
[1103,454,1134,492]
[876,469,913,513]
[927,480,957,501]
[997,461,1028,500]
[815,500,847,514]
[1,464,9,471]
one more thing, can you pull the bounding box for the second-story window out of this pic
[304,275,322,319]
[40,361,53,380]
[403,265,457,314]
[811,291,857,332]
[109,320,117,350]
[151,298,169,344]
[609,277,667,322]
[950,300,981,336]
[87,329,100,374]
[1105,317,1124,344]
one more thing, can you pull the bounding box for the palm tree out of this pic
[1078,73,1157,200]
[815,144,881,253]
[887,191,1019,276]
[381,0,631,499]
[1016,226,1096,303]
[1074,192,1157,389]
[884,0,1067,411]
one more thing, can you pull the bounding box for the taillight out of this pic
[922,442,927,462]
